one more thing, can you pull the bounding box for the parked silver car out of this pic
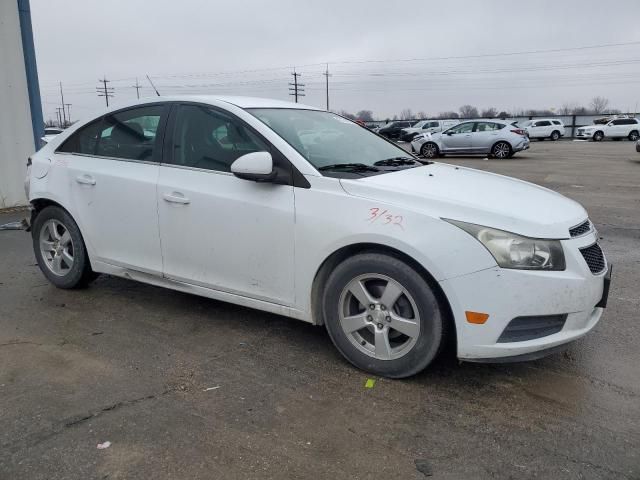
[411,120,530,159]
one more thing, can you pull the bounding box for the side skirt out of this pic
[92,260,312,323]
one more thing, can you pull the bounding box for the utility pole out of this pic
[323,64,331,111]
[288,69,305,103]
[97,76,114,107]
[64,103,72,125]
[59,82,67,126]
[55,108,62,128]
[132,77,142,99]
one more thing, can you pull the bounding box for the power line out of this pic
[288,69,305,103]
[96,76,114,107]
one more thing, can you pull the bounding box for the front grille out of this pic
[569,219,591,237]
[497,314,567,343]
[579,243,606,274]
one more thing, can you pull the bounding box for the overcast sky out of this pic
[31,0,640,122]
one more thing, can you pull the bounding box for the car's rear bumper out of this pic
[439,232,609,362]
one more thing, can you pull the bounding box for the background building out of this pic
[0,0,42,208]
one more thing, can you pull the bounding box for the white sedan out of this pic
[25,96,610,378]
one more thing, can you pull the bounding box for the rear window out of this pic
[552,120,562,125]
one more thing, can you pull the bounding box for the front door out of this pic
[441,122,474,151]
[157,103,296,305]
[57,104,167,274]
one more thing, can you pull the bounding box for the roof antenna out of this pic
[146,75,160,96]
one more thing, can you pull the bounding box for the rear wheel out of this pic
[32,206,97,289]
[550,130,560,141]
[593,131,604,142]
[491,141,512,159]
[322,253,444,378]
[420,142,439,159]
[629,130,639,141]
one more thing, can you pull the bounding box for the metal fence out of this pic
[369,113,640,138]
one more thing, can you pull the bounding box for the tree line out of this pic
[339,96,626,122]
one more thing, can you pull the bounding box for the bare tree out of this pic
[355,110,374,122]
[339,110,356,120]
[459,105,479,118]
[437,111,459,119]
[399,108,413,120]
[416,111,428,120]
[559,103,577,115]
[481,107,498,118]
[590,96,610,114]
[497,111,510,119]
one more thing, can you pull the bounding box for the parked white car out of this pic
[575,117,640,141]
[42,127,64,145]
[400,119,460,142]
[411,120,530,159]
[522,119,565,141]
[25,96,610,378]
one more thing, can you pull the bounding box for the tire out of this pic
[593,131,604,142]
[491,141,512,159]
[420,142,439,159]
[32,206,97,289]
[322,253,444,378]
[629,130,639,141]
[550,131,560,141]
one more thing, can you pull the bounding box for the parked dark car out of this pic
[377,121,415,140]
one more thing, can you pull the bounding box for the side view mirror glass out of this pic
[231,151,276,182]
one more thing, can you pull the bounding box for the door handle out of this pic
[76,174,96,185]
[163,192,190,204]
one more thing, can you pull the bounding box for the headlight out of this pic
[446,220,565,270]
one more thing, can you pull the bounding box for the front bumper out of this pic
[439,231,609,361]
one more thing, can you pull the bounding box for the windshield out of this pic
[248,109,414,170]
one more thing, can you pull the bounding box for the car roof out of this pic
[107,95,322,111]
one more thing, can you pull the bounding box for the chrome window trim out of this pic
[61,152,159,166]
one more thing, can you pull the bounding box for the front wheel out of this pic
[593,131,604,142]
[629,130,639,141]
[491,141,512,159]
[32,206,97,289]
[322,253,444,378]
[420,142,439,159]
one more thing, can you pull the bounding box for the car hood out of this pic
[340,163,587,239]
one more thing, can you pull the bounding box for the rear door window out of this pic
[95,105,164,161]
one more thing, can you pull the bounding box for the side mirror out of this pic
[231,151,276,182]
[446,131,453,136]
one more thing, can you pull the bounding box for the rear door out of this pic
[157,103,296,304]
[56,104,168,274]
[440,122,474,151]
[471,121,503,152]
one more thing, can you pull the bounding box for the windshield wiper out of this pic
[318,163,380,172]
[373,157,420,167]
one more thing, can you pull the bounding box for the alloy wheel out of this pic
[39,219,74,276]
[493,142,511,159]
[338,274,420,360]
[421,143,438,158]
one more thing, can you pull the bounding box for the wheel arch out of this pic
[30,197,95,262]
[310,242,456,347]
